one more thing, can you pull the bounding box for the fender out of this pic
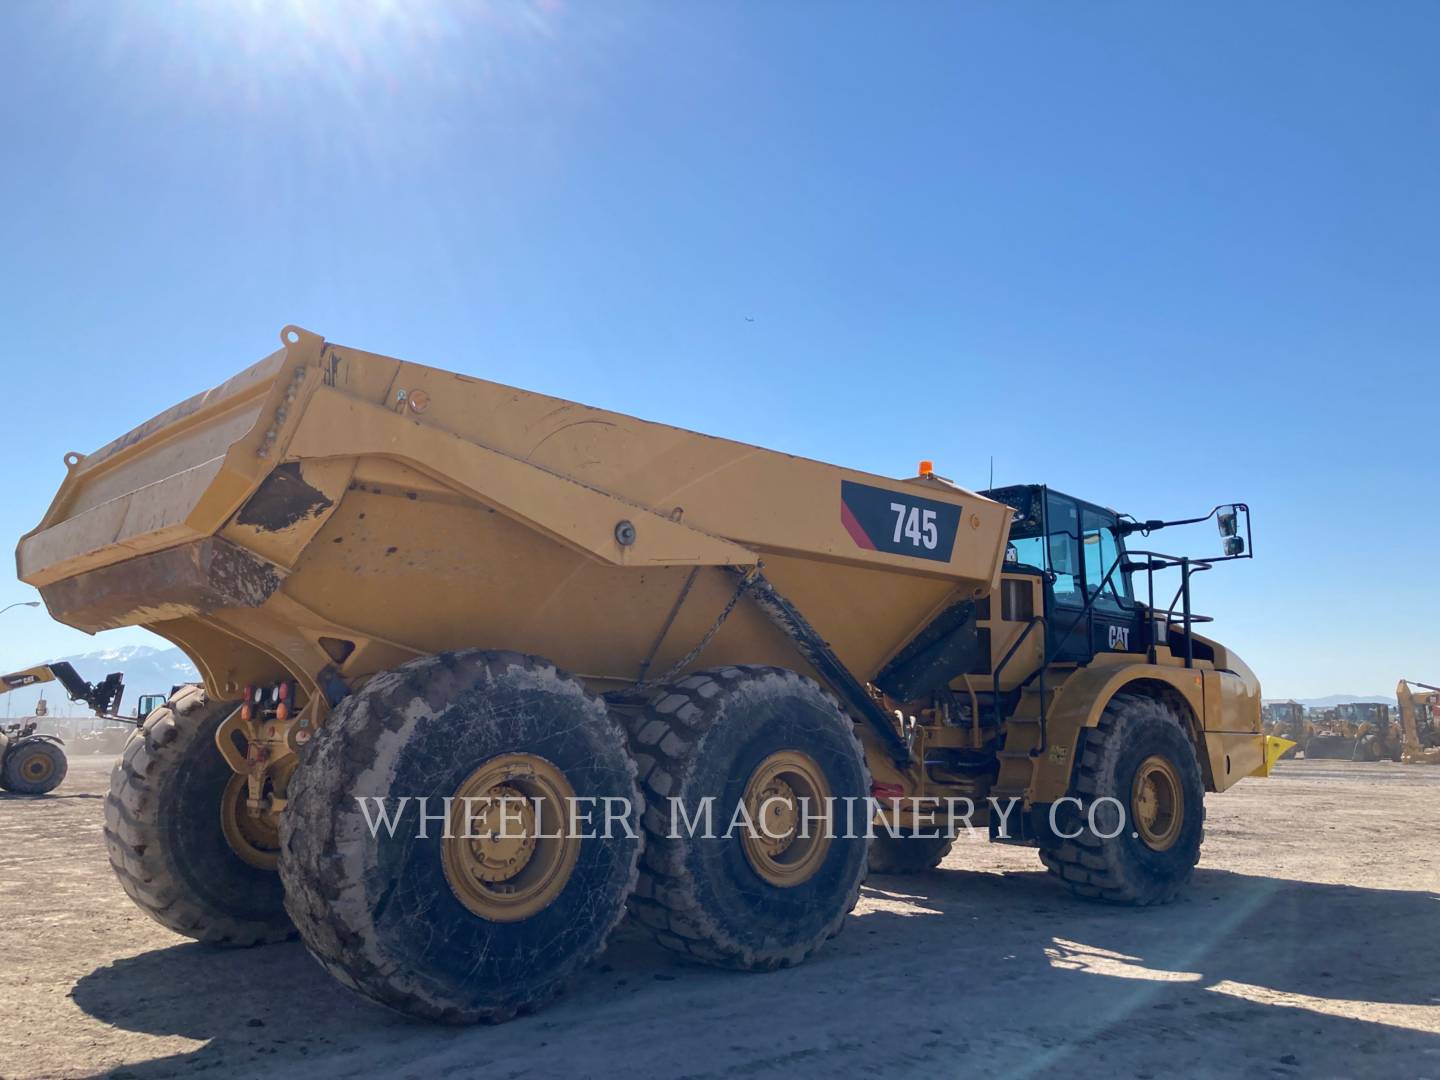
[16,733,66,748]
[1027,662,1208,803]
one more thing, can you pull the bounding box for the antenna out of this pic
[989,455,994,489]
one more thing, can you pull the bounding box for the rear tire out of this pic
[867,830,952,875]
[624,665,870,970]
[2,738,67,794]
[279,650,641,1023]
[1039,693,1204,906]
[104,685,293,945]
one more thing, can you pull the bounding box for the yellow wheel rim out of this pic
[220,772,281,871]
[1131,755,1183,852]
[19,748,55,784]
[739,751,832,888]
[441,754,579,923]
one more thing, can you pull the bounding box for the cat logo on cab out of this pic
[1107,625,1131,651]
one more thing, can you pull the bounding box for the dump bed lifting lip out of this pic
[24,350,288,539]
[16,334,324,591]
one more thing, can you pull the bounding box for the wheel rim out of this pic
[19,748,54,784]
[1131,755,1183,851]
[739,750,832,888]
[220,773,281,870]
[442,753,580,923]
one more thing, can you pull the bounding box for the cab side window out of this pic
[1081,507,1133,611]
[1045,494,1082,606]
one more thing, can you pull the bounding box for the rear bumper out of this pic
[37,538,285,633]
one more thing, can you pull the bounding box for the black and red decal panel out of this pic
[839,480,961,563]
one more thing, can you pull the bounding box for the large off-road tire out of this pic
[624,665,870,970]
[1039,693,1204,906]
[279,650,642,1024]
[867,830,952,875]
[1,738,67,794]
[104,685,292,945]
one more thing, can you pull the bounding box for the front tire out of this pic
[104,685,292,945]
[279,650,642,1024]
[624,666,870,970]
[1040,693,1204,905]
[2,738,67,794]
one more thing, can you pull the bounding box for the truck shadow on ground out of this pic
[71,866,1440,1079]
[0,791,104,801]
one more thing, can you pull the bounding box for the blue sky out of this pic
[1,1,1435,697]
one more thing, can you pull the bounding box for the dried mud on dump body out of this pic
[1,757,1437,1079]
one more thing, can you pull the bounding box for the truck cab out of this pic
[870,478,1265,856]
[982,484,1145,666]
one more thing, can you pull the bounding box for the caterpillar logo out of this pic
[2,674,39,688]
[1107,625,1131,651]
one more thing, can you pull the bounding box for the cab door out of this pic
[1079,506,1143,658]
[1043,493,1141,663]
[1043,493,1090,663]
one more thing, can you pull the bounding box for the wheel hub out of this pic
[1131,755,1183,852]
[740,751,832,888]
[21,751,54,783]
[442,754,579,922]
[463,783,539,884]
[751,776,800,857]
[220,772,281,870]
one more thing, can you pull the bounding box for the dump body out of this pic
[19,327,1013,708]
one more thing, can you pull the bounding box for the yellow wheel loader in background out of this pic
[1262,700,1306,759]
[1304,701,1403,761]
[0,661,125,794]
[16,326,1280,1023]
[1396,680,1440,764]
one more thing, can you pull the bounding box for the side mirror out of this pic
[1217,505,1240,539]
[1223,535,1246,557]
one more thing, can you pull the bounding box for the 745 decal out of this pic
[840,480,961,562]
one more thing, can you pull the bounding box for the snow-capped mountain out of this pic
[2,644,199,718]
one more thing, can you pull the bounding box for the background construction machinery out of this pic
[0,661,127,793]
[1396,680,1440,764]
[1303,702,1404,761]
[1262,701,1306,759]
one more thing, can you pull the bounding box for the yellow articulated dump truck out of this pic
[17,327,1277,1023]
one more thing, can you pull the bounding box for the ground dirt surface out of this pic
[2,756,1437,1079]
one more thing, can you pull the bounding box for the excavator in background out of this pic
[1304,701,1404,762]
[0,661,125,793]
[1396,680,1440,764]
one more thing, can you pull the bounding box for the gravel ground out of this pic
[1,756,1436,1080]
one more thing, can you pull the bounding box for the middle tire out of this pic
[624,665,870,970]
[279,650,642,1024]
